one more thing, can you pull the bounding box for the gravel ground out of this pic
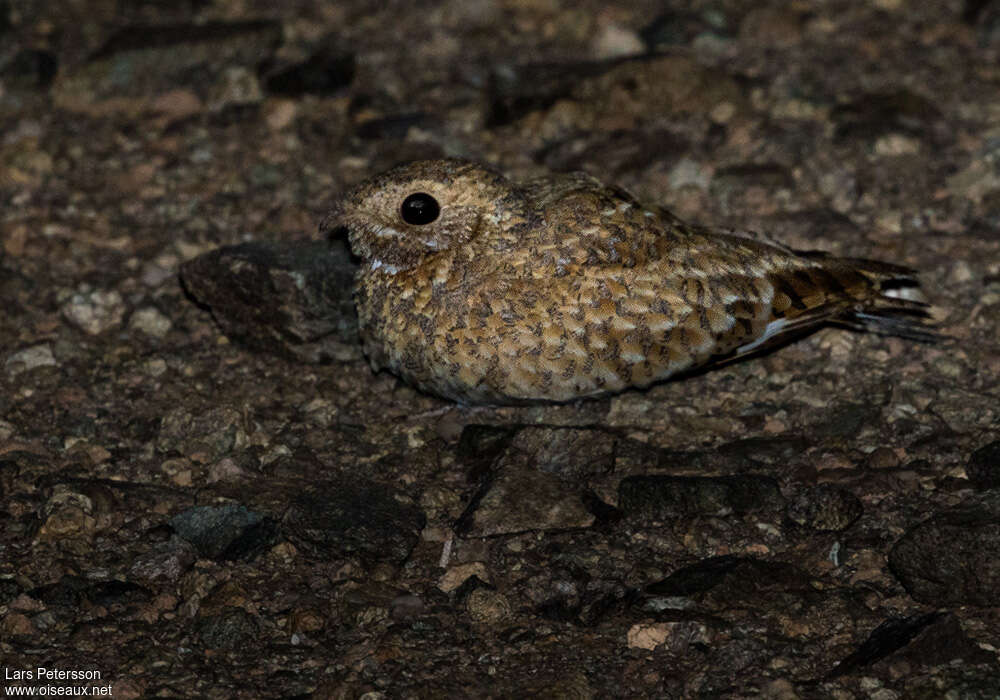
[1,0,999,697]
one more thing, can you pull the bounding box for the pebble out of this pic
[466,588,512,624]
[5,344,57,376]
[128,538,198,584]
[626,620,711,651]
[129,307,173,338]
[197,607,261,649]
[786,484,863,532]
[171,504,277,561]
[593,23,645,58]
[61,288,126,335]
[619,474,784,521]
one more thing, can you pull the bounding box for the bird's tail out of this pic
[788,253,941,342]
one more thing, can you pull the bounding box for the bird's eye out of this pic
[400,192,440,225]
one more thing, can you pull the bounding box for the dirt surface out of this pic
[2,0,1000,697]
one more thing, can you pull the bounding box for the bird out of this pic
[321,158,935,405]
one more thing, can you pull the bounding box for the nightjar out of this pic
[322,159,934,405]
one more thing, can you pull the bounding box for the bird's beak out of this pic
[318,201,345,239]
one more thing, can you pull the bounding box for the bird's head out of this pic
[322,158,531,273]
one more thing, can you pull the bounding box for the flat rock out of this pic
[888,491,1000,606]
[619,474,785,521]
[282,477,426,564]
[180,240,360,363]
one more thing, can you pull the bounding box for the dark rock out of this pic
[829,612,994,677]
[456,465,594,537]
[30,576,149,609]
[619,474,784,521]
[180,240,360,363]
[831,90,945,145]
[813,402,882,439]
[1,49,58,90]
[262,41,355,96]
[487,60,612,127]
[128,537,198,584]
[170,504,278,561]
[389,593,426,620]
[283,477,426,565]
[888,491,1000,606]
[86,580,152,608]
[507,426,616,477]
[646,556,815,607]
[197,607,261,649]
[456,425,612,535]
[539,128,689,176]
[456,423,521,476]
[786,484,863,531]
[531,573,633,627]
[967,439,1000,490]
[488,54,742,129]
[157,406,244,460]
[710,162,796,210]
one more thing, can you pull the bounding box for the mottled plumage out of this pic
[322,159,934,405]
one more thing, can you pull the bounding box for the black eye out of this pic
[400,192,440,225]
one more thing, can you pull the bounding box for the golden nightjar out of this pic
[322,159,934,405]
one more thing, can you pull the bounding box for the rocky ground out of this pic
[2,0,1000,697]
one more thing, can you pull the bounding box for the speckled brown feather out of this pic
[322,159,934,405]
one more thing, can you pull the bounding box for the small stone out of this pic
[158,406,246,461]
[619,474,784,521]
[128,538,198,584]
[627,621,710,651]
[867,447,900,469]
[438,562,492,593]
[8,593,44,612]
[265,98,298,130]
[5,344,57,376]
[61,289,126,335]
[466,588,511,624]
[786,484,863,532]
[668,158,712,191]
[151,89,203,119]
[390,593,425,620]
[170,504,277,561]
[874,133,920,156]
[197,607,260,649]
[207,457,247,483]
[0,612,35,639]
[593,22,645,58]
[130,307,173,339]
[289,605,326,635]
[209,66,262,110]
